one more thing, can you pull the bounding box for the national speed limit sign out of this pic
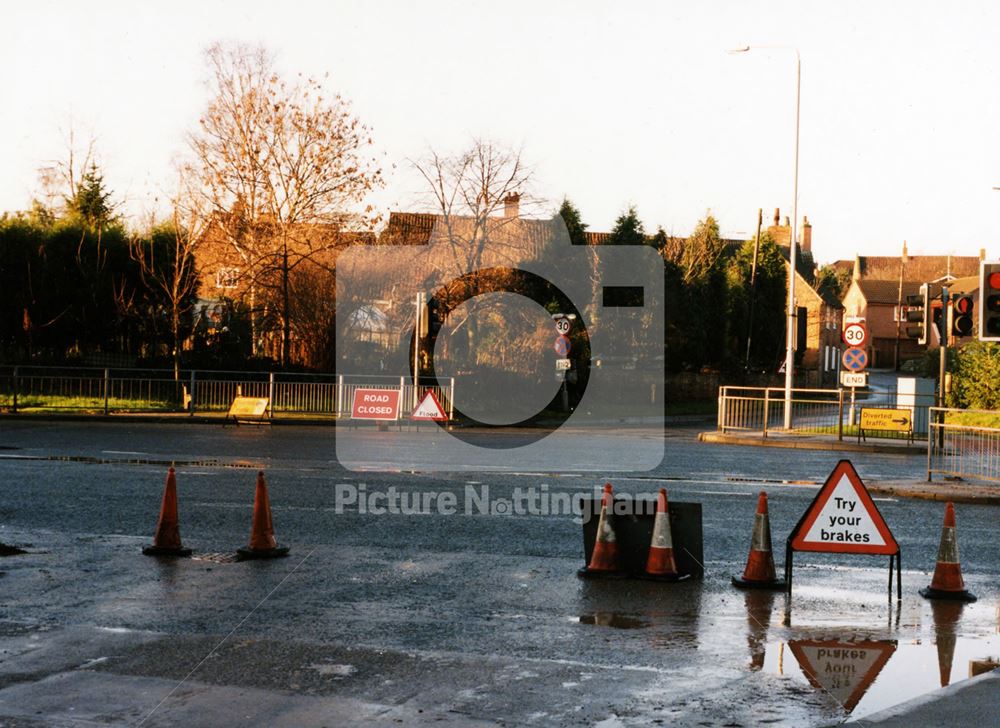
[842,322,868,348]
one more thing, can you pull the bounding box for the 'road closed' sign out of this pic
[351,388,401,420]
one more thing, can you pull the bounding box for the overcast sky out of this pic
[2,0,999,263]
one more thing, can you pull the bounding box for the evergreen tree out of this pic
[66,164,117,232]
[557,198,588,246]
[605,205,646,246]
[726,233,788,370]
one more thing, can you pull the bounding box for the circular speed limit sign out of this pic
[842,322,869,348]
[554,317,571,335]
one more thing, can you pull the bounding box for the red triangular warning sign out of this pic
[788,639,897,713]
[411,391,448,421]
[789,460,898,555]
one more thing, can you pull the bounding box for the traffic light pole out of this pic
[937,287,949,408]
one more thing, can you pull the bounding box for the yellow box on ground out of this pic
[859,408,912,432]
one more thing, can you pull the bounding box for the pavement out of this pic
[839,669,1000,727]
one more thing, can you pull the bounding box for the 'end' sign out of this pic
[351,388,401,420]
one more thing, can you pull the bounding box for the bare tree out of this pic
[36,125,97,216]
[409,141,538,356]
[411,140,535,276]
[187,42,383,366]
[130,175,205,379]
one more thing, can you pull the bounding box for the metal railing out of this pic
[718,385,933,442]
[719,386,845,438]
[0,365,455,421]
[928,408,1000,483]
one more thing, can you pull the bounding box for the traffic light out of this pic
[905,283,929,344]
[951,295,974,338]
[981,261,1000,342]
[426,297,443,336]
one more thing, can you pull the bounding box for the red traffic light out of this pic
[952,295,974,337]
[982,262,1000,341]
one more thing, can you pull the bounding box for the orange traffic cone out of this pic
[236,471,290,561]
[579,483,622,576]
[143,467,192,557]
[732,491,786,590]
[645,488,688,581]
[920,502,976,602]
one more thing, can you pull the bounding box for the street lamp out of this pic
[729,45,801,429]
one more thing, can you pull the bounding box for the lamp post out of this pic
[729,45,801,429]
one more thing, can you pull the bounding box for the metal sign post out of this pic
[414,292,425,409]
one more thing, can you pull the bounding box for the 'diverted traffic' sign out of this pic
[786,460,901,598]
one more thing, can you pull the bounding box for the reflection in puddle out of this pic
[744,590,779,671]
[764,633,1000,719]
[930,600,964,687]
[578,613,650,629]
[788,638,897,713]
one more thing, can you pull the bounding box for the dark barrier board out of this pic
[577,497,703,578]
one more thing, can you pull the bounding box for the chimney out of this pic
[902,240,908,263]
[853,254,862,281]
[504,192,521,218]
[773,208,780,226]
[981,248,987,261]
[799,215,812,253]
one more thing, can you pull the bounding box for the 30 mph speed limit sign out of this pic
[843,322,869,348]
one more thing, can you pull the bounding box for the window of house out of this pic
[216,267,240,289]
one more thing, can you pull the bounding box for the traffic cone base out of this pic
[236,545,290,561]
[642,571,692,583]
[731,573,786,590]
[143,544,193,557]
[143,467,192,558]
[732,491,786,591]
[576,566,629,579]
[920,502,975,602]
[919,586,977,602]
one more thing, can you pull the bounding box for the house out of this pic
[832,247,983,284]
[837,245,991,367]
[841,279,927,367]
[194,208,374,366]
[790,263,843,384]
[757,209,840,383]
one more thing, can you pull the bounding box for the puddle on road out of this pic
[578,613,651,629]
[763,632,1000,720]
[0,453,264,469]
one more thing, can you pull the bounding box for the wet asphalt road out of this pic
[0,420,998,727]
